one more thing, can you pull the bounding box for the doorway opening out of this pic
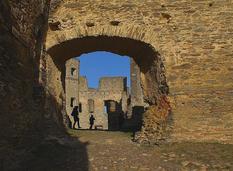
[66,51,136,130]
[45,35,170,141]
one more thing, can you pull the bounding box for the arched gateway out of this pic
[4,0,229,145]
[43,32,170,144]
[1,1,233,170]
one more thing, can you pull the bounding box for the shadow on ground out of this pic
[1,129,233,171]
[0,130,89,171]
[10,136,89,171]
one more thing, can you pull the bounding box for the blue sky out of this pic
[76,51,130,88]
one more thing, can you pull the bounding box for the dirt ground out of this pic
[2,130,233,171]
[71,130,233,171]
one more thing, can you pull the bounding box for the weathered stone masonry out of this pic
[0,0,50,143]
[65,58,129,130]
[45,0,233,144]
[65,58,80,127]
[79,76,128,130]
[1,0,233,150]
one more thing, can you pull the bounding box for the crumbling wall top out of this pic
[98,77,127,92]
[79,76,88,91]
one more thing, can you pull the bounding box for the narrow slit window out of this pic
[71,67,76,76]
[79,103,82,113]
[88,99,94,113]
[70,97,75,107]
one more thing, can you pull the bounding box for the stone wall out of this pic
[65,58,80,126]
[79,76,88,91]
[0,0,58,169]
[79,77,128,129]
[1,0,232,150]
[99,77,127,91]
[45,0,233,144]
[0,0,50,143]
[130,58,145,116]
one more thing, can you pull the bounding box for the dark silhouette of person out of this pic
[71,106,81,129]
[89,114,95,130]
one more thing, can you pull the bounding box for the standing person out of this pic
[89,114,95,130]
[71,106,81,129]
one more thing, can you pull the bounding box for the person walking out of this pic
[89,114,95,130]
[71,106,81,129]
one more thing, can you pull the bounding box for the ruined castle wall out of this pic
[130,58,145,111]
[0,1,62,169]
[79,76,89,91]
[79,90,108,129]
[65,58,80,126]
[46,0,233,144]
[99,77,127,91]
[79,90,126,129]
[79,77,128,129]
[0,0,50,144]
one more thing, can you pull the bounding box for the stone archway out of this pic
[1,2,233,170]
[43,34,171,144]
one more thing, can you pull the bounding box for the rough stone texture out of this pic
[0,0,56,169]
[65,58,80,126]
[46,31,168,143]
[130,58,144,107]
[1,1,233,160]
[78,76,129,130]
[99,77,127,92]
[45,0,233,144]
[0,0,233,169]
[64,58,130,129]
[0,0,50,144]
[129,58,146,118]
[0,1,84,169]
[135,95,172,145]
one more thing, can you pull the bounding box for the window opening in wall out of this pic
[70,97,75,107]
[65,51,144,131]
[88,99,94,113]
[104,105,107,114]
[79,103,82,113]
[71,67,76,76]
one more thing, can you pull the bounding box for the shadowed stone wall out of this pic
[0,1,88,170]
[0,0,57,169]
[46,0,233,144]
[0,0,50,144]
